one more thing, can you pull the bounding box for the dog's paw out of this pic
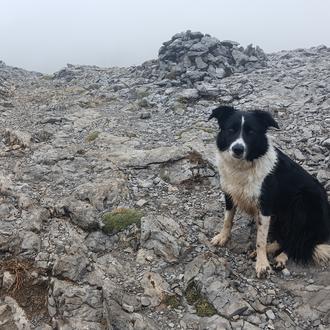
[255,259,272,279]
[211,232,230,247]
[274,252,288,270]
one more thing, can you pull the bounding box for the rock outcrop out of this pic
[0,33,329,329]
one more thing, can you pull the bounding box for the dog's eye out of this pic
[247,129,255,135]
[228,128,235,133]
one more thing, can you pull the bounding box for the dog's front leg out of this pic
[211,194,236,246]
[255,214,272,278]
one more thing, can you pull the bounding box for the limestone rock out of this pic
[140,215,188,263]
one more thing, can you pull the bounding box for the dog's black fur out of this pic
[210,105,330,264]
[265,149,330,263]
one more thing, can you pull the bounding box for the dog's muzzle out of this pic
[231,143,245,159]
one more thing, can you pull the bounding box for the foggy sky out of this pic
[1,0,329,73]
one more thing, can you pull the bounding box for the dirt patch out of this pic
[0,258,51,326]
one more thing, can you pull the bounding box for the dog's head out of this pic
[209,105,279,161]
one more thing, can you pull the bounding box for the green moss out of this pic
[185,282,217,317]
[102,208,143,234]
[185,282,201,304]
[85,131,100,142]
[195,298,217,317]
[163,294,181,309]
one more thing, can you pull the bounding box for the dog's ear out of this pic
[250,110,279,129]
[208,105,236,127]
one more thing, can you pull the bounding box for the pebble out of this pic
[281,268,291,277]
[140,112,151,119]
[136,199,148,207]
[122,303,134,313]
[266,309,276,320]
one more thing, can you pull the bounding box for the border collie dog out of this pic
[209,105,330,278]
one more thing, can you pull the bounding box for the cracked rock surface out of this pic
[0,32,329,329]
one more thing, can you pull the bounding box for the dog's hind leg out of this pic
[211,194,236,247]
[313,244,330,264]
[267,241,281,254]
[275,252,288,269]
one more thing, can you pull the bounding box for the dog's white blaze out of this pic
[229,115,246,157]
[217,136,277,216]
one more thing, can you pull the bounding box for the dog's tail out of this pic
[313,244,330,264]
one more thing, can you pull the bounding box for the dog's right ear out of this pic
[208,105,236,127]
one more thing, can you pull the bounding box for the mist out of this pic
[1,0,329,73]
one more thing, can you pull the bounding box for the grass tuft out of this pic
[85,131,100,142]
[163,294,181,309]
[102,208,143,234]
[185,282,217,317]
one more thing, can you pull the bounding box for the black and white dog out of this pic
[209,105,330,278]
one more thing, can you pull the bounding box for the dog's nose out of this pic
[232,144,245,156]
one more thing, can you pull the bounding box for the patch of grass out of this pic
[163,294,181,309]
[195,298,217,317]
[85,131,100,142]
[102,208,143,234]
[185,282,217,317]
[185,282,201,304]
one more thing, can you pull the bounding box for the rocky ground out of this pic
[0,31,329,329]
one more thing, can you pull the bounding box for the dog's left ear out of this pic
[208,105,236,127]
[251,110,279,129]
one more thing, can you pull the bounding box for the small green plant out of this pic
[102,208,143,234]
[185,282,217,317]
[163,294,181,309]
[185,282,200,304]
[195,298,217,317]
[85,131,100,142]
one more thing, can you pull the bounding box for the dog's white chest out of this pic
[217,149,277,215]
